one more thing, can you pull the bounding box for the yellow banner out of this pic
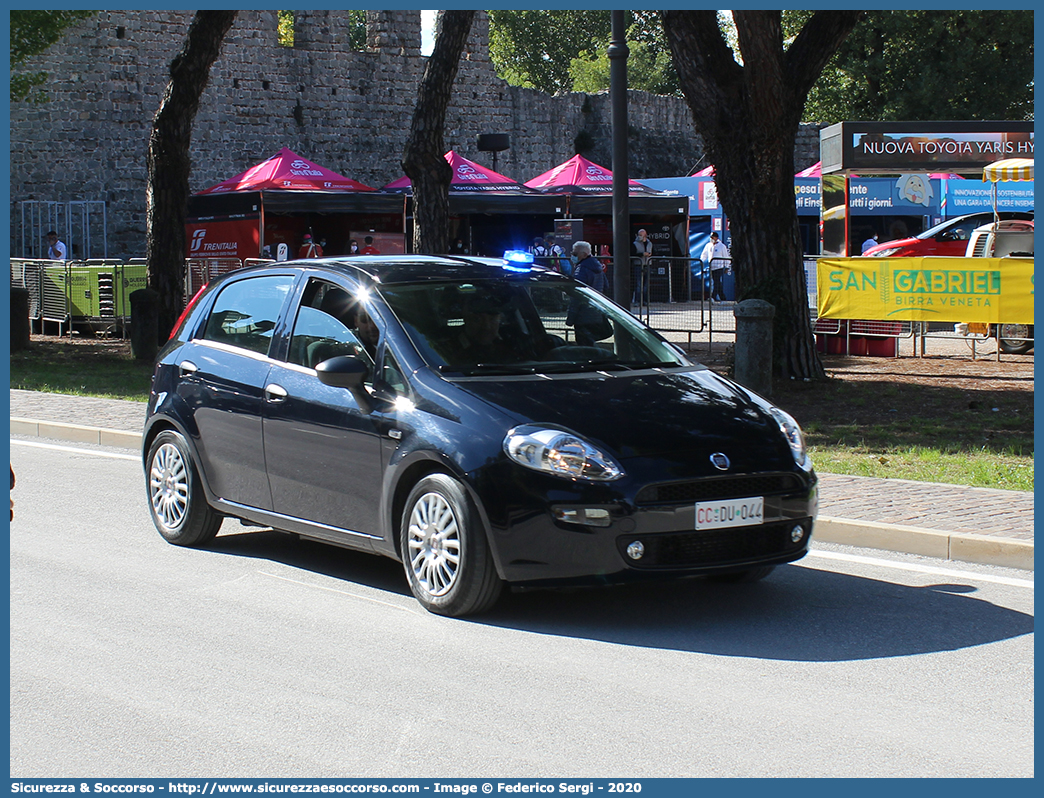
[817,257,1034,323]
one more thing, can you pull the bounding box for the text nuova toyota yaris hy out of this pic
[144,255,816,616]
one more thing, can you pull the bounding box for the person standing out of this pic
[360,235,380,255]
[346,238,360,255]
[528,236,548,259]
[46,230,67,261]
[861,231,879,254]
[298,233,323,259]
[631,228,652,304]
[544,234,565,272]
[571,240,607,294]
[700,231,730,302]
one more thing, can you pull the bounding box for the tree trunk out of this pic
[402,11,475,255]
[662,10,861,380]
[146,11,237,340]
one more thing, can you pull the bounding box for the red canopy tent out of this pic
[525,154,663,195]
[383,151,539,194]
[198,147,377,194]
[188,149,403,259]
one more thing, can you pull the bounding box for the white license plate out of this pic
[695,497,764,530]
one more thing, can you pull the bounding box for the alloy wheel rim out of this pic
[406,492,461,597]
[149,443,189,530]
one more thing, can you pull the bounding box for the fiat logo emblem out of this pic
[709,452,730,471]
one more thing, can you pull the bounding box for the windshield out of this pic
[915,214,986,241]
[378,276,689,376]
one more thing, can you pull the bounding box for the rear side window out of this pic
[202,274,295,356]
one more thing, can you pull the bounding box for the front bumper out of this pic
[474,467,818,586]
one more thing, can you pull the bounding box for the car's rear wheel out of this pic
[997,324,1033,354]
[401,474,503,616]
[709,565,776,584]
[147,430,222,546]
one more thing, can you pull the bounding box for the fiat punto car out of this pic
[144,255,817,616]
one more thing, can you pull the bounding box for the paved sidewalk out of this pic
[9,389,1033,571]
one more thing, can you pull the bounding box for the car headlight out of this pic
[768,407,812,470]
[868,247,902,257]
[503,425,624,482]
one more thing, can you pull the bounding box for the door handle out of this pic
[179,360,198,378]
[264,383,288,403]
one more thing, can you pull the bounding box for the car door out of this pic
[262,277,386,543]
[175,271,297,511]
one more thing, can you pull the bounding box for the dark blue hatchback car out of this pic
[144,255,817,616]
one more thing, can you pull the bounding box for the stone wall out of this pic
[9,10,823,257]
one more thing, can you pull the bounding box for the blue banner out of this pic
[942,179,1035,214]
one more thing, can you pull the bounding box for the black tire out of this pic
[146,430,222,546]
[997,324,1033,354]
[400,474,503,617]
[709,565,776,584]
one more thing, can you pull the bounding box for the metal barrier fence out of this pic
[10,256,256,336]
[9,258,147,335]
[185,257,249,298]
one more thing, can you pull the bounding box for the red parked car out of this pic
[862,211,1033,258]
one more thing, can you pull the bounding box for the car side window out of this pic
[288,280,372,370]
[376,350,409,397]
[202,275,295,356]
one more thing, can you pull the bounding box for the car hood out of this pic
[452,367,796,473]
[864,237,920,255]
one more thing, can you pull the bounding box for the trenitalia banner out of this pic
[817,257,1034,324]
[185,217,260,259]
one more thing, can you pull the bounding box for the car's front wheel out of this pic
[401,474,503,617]
[146,430,222,546]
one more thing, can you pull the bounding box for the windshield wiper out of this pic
[439,363,541,376]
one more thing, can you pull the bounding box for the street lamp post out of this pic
[608,10,630,307]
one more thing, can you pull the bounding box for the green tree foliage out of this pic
[277,11,294,47]
[798,10,1034,123]
[491,9,1032,122]
[10,10,96,102]
[570,11,679,96]
[489,10,610,94]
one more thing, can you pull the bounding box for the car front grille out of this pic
[618,519,811,569]
[635,474,805,505]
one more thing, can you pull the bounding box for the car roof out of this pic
[250,255,565,286]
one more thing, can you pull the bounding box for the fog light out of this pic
[626,541,645,560]
[552,506,613,527]
[791,524,805,543]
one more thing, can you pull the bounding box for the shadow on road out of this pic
[209,527,1032,663]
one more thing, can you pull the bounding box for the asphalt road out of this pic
[9,436,1034,779]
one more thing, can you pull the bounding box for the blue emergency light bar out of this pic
[502,250,534,271]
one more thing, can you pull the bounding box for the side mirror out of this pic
[315,355,373,413]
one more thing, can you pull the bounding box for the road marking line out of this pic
[10,438,139,461]
[257,570,422,614]
[804,549,1034,589]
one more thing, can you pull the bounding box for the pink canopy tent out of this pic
[693,165,715,177]
[525,154,663,195]
[198,147,377,194]
[188,148,406,260]
[383,151,538,193]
